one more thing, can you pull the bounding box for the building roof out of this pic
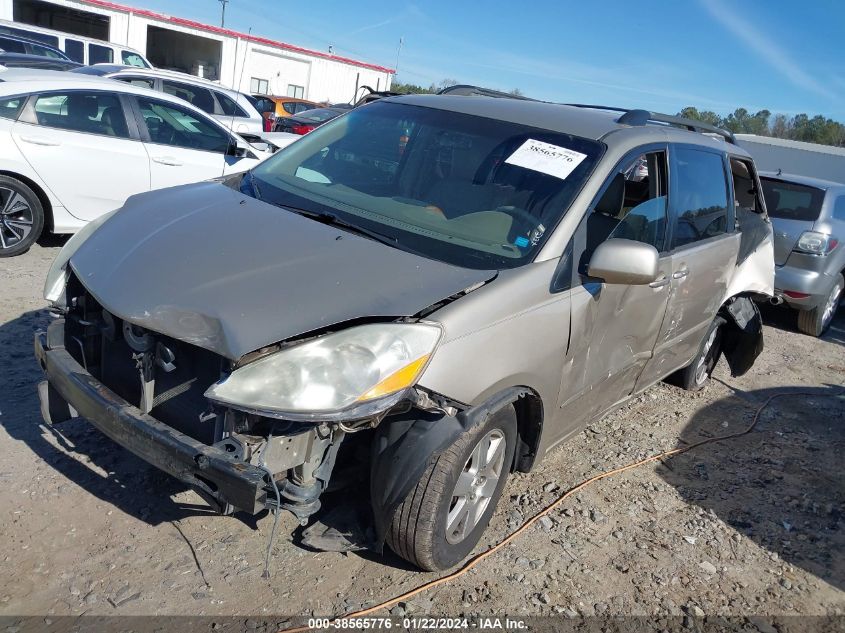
[736,133,845,157]
[79,0,395,75]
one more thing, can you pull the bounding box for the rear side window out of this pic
[64,39,84,63]
[295,102,315,114]
[760,178,824,222]
[215,92,247,117]
[282,101,297,115]
[89,43,114,64]
[0,36,27,54]
[137,97,229,153]
[161,80,215,114]
[670,148,729,248]
[31,42,64,59]
[33,91,130,138]
[0,96,25,121]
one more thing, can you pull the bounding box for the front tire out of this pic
[385,405,517,571]
[796,274,843,337]
[666,316,725,391]
[0,176,44,257]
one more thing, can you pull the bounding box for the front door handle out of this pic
[648,276,670,288]
[673,269,689,279]
[19,135,60,147]
[152,156,183,166]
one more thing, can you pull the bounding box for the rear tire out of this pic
[0,175,44,257]
[666,316,725,391]
[385,405,517,571]
[796,274,843,337]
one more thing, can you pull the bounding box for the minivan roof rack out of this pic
[437,84,536,100]
[565,104,736,144]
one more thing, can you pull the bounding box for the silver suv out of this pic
[761,172,844,336]
[35,95,774,571]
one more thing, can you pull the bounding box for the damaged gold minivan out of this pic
[35,94,774,571]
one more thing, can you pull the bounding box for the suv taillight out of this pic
[263,116,274,133]
[794,231,838,255]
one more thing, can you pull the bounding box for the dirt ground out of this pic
[1,241,843,625]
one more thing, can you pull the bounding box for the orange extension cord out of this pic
[280,387,843,633]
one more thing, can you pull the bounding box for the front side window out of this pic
[760,178,825,222]
[64,39,84,63]
[287,84,304,99]
[89,43,114,64]
[161,80,215,114]
[670,148,729,249]
[121,51,147,67]
[583,151,669,265]
[137,98,229,153]
[248,101,604,269]
[0,96,25,121]
[33,91,129,138]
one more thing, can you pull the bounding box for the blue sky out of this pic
[135,0,845,120]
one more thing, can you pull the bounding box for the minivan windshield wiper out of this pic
[276,203,400,250]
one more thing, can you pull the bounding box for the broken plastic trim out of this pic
[719,295,764,377]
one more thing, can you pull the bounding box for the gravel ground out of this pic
[0,241,843,623]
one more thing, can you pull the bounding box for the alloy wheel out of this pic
[0,187,34,252]
[445,429,506,544]
[821,279,843,331]
[694,326,720,386]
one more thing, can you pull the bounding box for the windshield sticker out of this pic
[504,139,588,181]
[514,236,530,248]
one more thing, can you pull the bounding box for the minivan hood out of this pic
[69,183,494,359]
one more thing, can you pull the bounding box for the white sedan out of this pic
[0,67,273,256]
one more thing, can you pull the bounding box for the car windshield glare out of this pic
[249,101,603,269]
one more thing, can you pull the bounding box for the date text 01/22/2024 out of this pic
[306,617,528,629]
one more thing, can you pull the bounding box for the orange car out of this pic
[250,95,319,131]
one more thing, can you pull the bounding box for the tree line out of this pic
[390,78,845,148]
[677,107,845,147]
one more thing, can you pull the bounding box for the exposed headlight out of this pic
[204,323,442,420]
[43,210,117,304]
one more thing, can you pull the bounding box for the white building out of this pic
[0,0,394,103]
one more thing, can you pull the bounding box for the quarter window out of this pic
[0,36,27,54]
[670,148,729,249]
[89,43,114,64]
[834,196,845,221]
[161,80,215,114]
[33,91,130,138]
[121,51,147,67]
[137,98,230,153]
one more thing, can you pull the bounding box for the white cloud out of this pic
[698,0,837,101]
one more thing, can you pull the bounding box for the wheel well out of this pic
[0,170,54,233]
[512,390,543,473]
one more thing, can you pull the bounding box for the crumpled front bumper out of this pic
[34,321,269,514]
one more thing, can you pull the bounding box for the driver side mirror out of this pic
[227,137,249,158]
[587,238,659,285]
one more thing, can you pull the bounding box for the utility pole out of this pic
[395,36,403,76]
[219,0,229,28]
